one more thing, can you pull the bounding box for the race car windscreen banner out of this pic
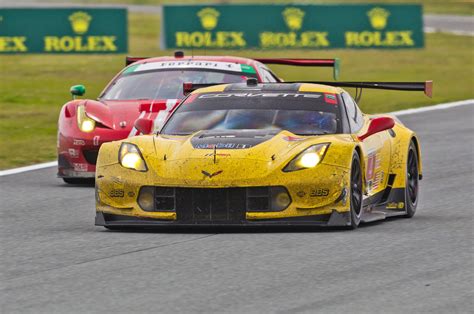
[0,8,127,54]
[162,4,423,49]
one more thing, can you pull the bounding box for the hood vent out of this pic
[191,129,280,149]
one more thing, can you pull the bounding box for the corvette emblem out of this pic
[201,170,223,178]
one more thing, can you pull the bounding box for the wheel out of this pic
[348,151,363,229]
[62,177,95,185]
[404,141,419,217]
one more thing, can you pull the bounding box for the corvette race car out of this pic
[57,51,339,183]
[95,79,432,229]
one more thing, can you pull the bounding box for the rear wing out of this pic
[182,80,433,100]
[288,80,433,101]
[125,56,341,80]
[255,58,340,80]
[126,56,148,66]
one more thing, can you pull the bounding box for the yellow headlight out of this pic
[76,105,96,133]
[283,143,329,172]
[119,143,148,171]
[298,152,321,168]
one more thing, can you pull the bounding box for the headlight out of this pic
[119,143,148,171]
[283,143,329,172]
[77,104,96,133]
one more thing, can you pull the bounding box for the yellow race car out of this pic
[95,79,432,229]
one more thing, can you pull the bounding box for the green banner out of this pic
[162,4,423,49]
[0,8,127,53]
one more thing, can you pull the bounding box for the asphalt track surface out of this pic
[1,103,473,313]
[3,1,474,35]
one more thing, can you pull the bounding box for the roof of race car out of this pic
[124,56,261,76]
[131,55,260,66]
[191,82,343,95]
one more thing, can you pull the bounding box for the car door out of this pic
[342,93,391,197]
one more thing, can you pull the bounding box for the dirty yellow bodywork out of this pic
[95,83,420,226]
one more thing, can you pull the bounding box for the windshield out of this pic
[102,63,258,100]
[161,91,341,136]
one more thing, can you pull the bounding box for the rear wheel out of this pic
[348,151,363,229]
[404,141,419,217]
[62,177,94,185]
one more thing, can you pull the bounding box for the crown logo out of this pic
[282,7,305,31]
[367,7,390,30]
[197,8,220,31]
[69,11,92,35]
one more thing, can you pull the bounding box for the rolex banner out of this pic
[0,8,127,53]
[162,4,423,49]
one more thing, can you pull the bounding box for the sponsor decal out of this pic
[109,189,124,198]
[68,148,79,158]
[345,7,415,47]
[73,139,85,146]
[133,61,244,73]
[366,150,383,191]
[310,188,329,197]
[386,201,405,209]
[195,143,251,149]
[324,93,338,105]
[296,191,306,198]
[93,135,100,146]
[283,136,306,142]
[204,153,231,157]
[201,170,223,178]
[199,93,322,99]
[73,163,88,172]
[260,7,330,49]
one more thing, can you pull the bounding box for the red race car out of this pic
[57,51,340,183]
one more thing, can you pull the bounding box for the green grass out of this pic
[0,12,473,169]
[63,0,474,16]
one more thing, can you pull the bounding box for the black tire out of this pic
[62,177,95,185]
[404,141,419,218]
[348,151,363,229]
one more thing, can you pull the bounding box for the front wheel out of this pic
[348,151,363,229]
[404,141,419,218]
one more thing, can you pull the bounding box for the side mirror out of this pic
[358,117,395,141]
[70,85,86,99]
[134,118,154,135]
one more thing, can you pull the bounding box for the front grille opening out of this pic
[83,150,99,165]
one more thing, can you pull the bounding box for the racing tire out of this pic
[404,141,419,218]
[348,151,363,229]
[62,177,95,185]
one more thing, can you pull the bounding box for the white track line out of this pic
[390,99,473,116]
[0,99,473,177]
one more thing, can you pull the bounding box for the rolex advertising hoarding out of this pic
[0,8,127,53]
[162,4,424,49]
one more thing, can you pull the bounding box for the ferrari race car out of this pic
[57,51,339,183]
[95,79,432,229]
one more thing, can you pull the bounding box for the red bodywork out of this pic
[57,55,269,179]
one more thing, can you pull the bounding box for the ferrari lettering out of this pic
[44,36,117,52]
[175,31,246,48]
[0,36,27,52]
[259,32,330,48]
[199,93,321,99]
[345,31,414,47]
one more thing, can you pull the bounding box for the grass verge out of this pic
[0,12,473,169]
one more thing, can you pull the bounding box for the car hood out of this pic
[139,129,347,183]
[84,99,179,131]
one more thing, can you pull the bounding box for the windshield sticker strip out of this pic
[198,93,322,99]
[134,61,243,73]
